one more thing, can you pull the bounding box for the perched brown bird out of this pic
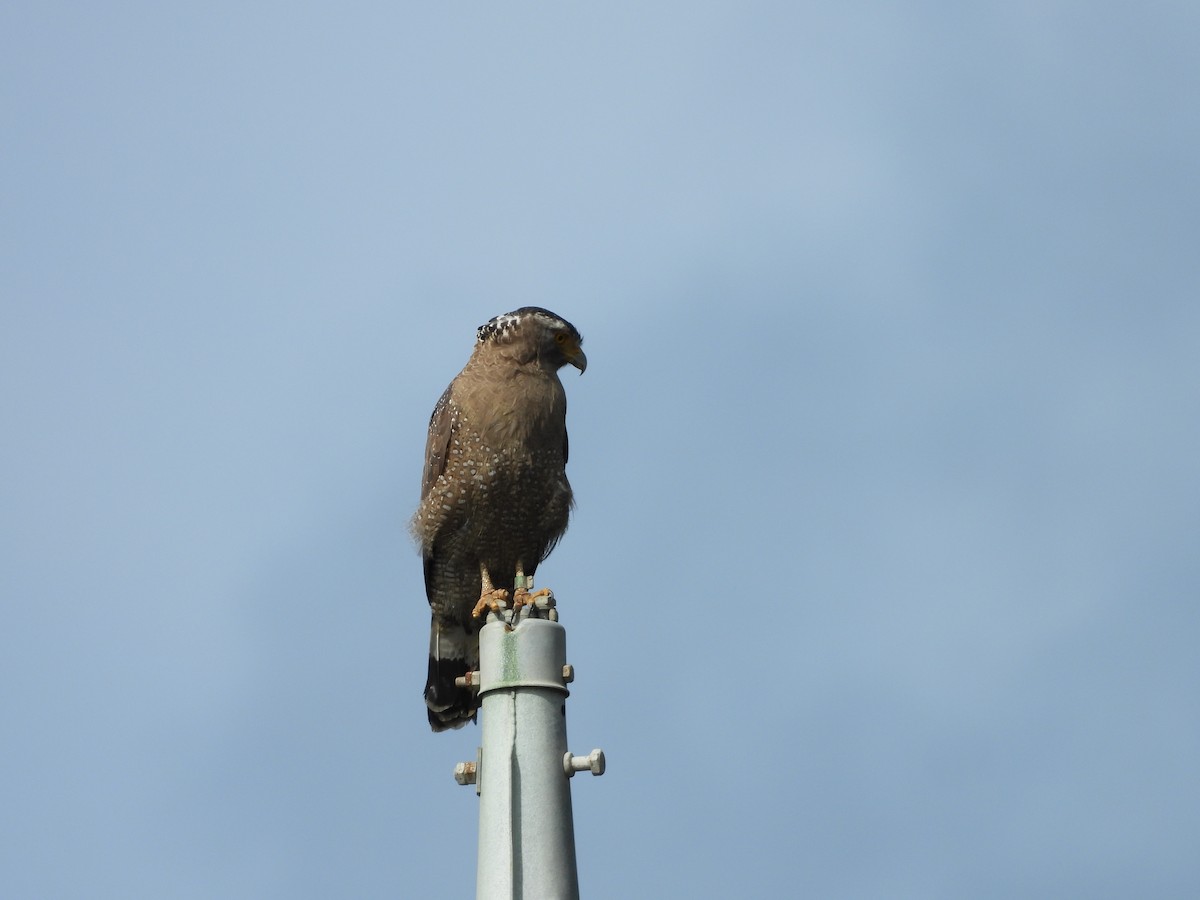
[412,308,586,730]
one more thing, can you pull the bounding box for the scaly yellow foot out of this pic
[471,563,510,619]
[471,587,510,619]
[512,587,553,613]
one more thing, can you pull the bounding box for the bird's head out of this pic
[476,307,586,374]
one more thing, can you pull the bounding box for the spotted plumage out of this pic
[412,307,586,730]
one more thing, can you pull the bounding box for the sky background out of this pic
[3,3,1199,898]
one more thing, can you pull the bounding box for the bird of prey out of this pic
[412,307,586,731]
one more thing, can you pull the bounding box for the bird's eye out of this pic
[554,332,569,344]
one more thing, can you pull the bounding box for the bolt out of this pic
[562,664,574,683]
[454,671,480,689]
[454,761,477,786]
[563,749,605,777]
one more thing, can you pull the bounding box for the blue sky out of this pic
[3,3,1199,897]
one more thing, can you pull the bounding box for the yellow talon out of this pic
[471,588,510,619]
[512,587,553,613]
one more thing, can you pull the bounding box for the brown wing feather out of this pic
[420,385,455,501]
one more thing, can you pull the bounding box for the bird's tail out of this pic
[425,617,480,731]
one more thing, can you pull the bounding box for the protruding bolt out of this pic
[454,761,477,786]
[564,749,605,777]
[454,671,480,690]
[562,664,574,684]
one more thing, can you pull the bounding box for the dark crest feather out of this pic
[476,307,580,344]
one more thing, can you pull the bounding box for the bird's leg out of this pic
[471,563,511,619]
[511,562,553,614]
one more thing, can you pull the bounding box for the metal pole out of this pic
[454,598,605,900]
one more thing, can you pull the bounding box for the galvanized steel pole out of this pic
[453,595,604,900]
